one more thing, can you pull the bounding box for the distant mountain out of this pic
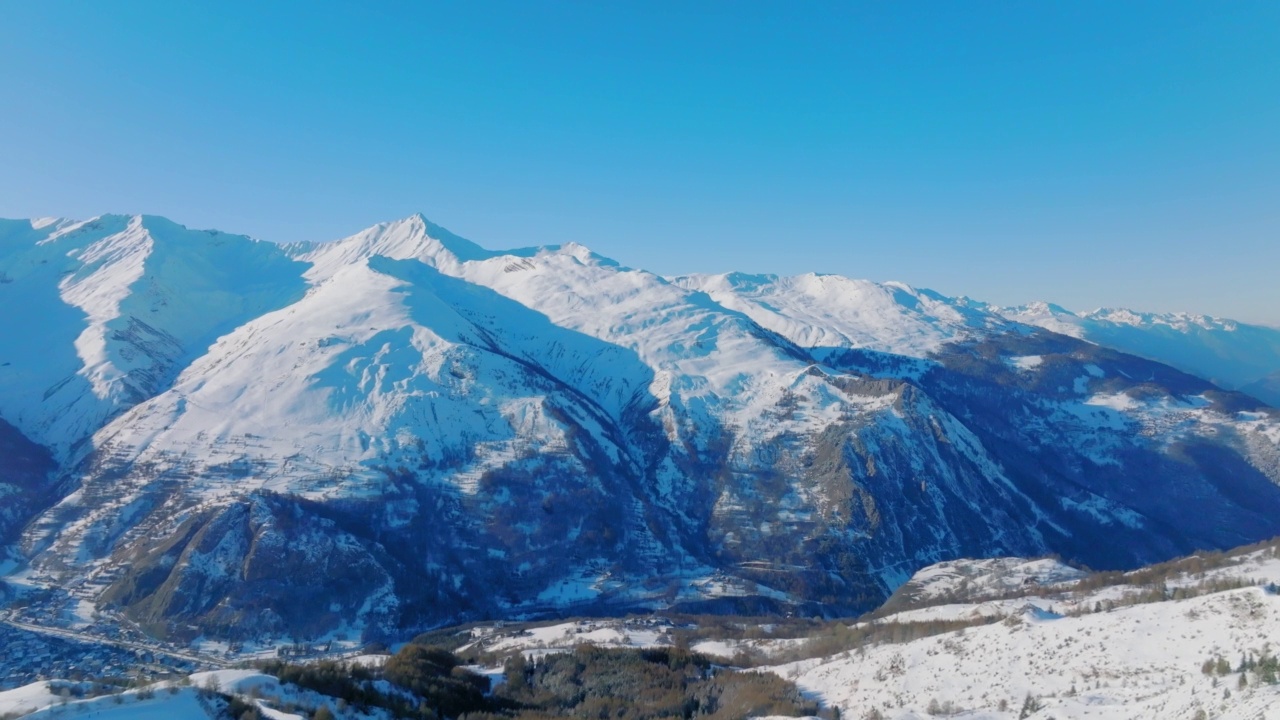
[1243,371,1280,409]
[1,214,1278,644]
[997,301,1280,406]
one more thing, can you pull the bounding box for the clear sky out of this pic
[2,2,1277,324]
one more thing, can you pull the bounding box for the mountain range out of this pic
[996,301,1280,406]
[1,213,1279,643]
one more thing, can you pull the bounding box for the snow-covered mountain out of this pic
[0,216,309,459]
[670,272,1013,360]
[998,301,1280,406]
[2,213,1279,644]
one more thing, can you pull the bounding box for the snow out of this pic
[1084,392,1139,412]
[0,215,309,459]
[1,668,387,720]
[691,639,740,658]
[462,618,674,656]
[537,576,606,604]
[0,680,66,716]
[188,669,372,719]
[758,547,1280,719]
[671,272,1013,359]
[1060,495,1144,529]
[1007,355,1044,371]
[67,218,672,507]
[996,301,1090,339]
[346,653,392,668]
[190,668,281,694]
[0,682,210,720]
[772,587,1280,719]
[256,705,308,720]
[462,664,506,692]
[21,689,211,719]
[692,637,811,661]
[68,598,96,629]
[896,557,1086,605]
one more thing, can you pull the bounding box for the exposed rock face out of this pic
[0,418,56,547]
[99,494,396,640]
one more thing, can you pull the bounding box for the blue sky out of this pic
[2,2,1278,323]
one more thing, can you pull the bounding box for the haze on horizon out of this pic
[1,2,1277,325]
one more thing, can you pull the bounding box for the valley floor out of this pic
[5,543,1280,719]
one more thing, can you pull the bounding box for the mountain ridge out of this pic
[1,212,1278,644]
[996,299,1280,405]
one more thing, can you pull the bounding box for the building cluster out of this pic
[0,624,199,690]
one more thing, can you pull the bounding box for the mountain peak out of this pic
[1082,307,1239,333]
[31,214,262,250]
[376,213,514,263]
[296,213,495,278]
[1021,300,1076,316]
[533,240,621,269]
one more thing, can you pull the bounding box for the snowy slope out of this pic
[880,557,1087,610]
[322,218,828,436]
[671,272,1013,360]
[18,688,212,720]
[776,587,1280,719]
[764,547,1280,720]
[0,215,308,458]
[1,669,388,720]
[84,254,638,500]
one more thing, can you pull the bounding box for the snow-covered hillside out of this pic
[2,212,1279,644]
[671,272,1011,360]
[0,668,389,720]
[0,215,308,459]
[759,545,1280,719]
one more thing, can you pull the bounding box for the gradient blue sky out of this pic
[2,2,1278,323]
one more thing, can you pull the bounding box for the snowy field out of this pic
[772,587,1280,719]
[756,546,1280,719]
[0,684,210,720]
[0,669,377,720]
